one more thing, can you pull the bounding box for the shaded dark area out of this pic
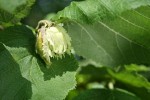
[73,89,140,100]
[0,25,35,48]
[38,54,79,80]
[0,26,35,99]
[115,81,150,100]
[0,46,32,100]
[66,65,150,100]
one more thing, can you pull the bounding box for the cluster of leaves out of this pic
[0,0,150,100]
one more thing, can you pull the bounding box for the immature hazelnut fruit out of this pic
[35,20,71,67]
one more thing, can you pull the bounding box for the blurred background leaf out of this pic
[73,89,140,100]
[66,63,150,100]
[0,0,35,27]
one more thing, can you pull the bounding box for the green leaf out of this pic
[0,25,78,100]
[102,6,150,49]
[53,0,150,67]
[66,6,150,67]
[107,65,150,100]
[0,0,35,26]
[0,46,32,100]
[67,21,150,67]
[78,64,150,90]
[107,68,150,89]
[73,89,140,100]
[53,0,150,23]
[77,65,150,100]
[125,64,150,72]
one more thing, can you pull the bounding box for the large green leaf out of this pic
[0,0,35,26]
[0,47,32,100]
[53,0,150,67]
[73,89,140,100]
[54,0,150,23]
[0,25,78,100]
[67,20,150,67]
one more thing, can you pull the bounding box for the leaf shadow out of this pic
[37,54,79,81]
[0,45,32,100]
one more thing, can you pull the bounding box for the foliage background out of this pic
[0,0,150,100]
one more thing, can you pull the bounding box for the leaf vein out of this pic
[119,16,148,31]
[76,22,113,61]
